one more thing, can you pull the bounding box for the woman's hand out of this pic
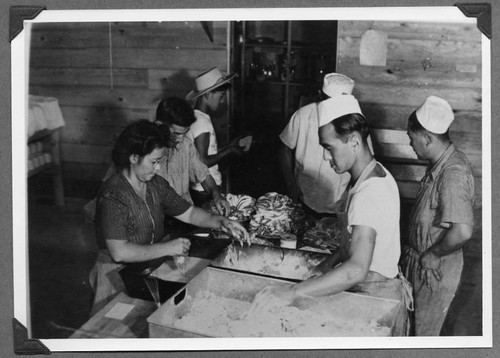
[164,237,191,256]
[220,218,250,246]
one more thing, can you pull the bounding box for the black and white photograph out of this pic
[7,2,495,355]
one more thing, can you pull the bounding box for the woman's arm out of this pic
[174,206,249,244]
[99,184,191,264]
[106,238,191,263]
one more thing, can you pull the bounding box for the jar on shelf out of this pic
[315,54,327,82]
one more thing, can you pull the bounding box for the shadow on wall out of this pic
[61,104,133,199]
[157,68,196,103]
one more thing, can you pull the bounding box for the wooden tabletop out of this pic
[70,292,157,339]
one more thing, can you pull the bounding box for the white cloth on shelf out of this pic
[28,95,65,137]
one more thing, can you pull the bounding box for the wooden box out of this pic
[147,267,400,338]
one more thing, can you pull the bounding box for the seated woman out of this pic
[89,120,249,315]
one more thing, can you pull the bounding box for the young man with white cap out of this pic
[186,67,245,206]
[400,96,475,336]
[249,95,411,335]
[279,73,372,215]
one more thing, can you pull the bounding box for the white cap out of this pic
[318,95,363,127]
[415,96,454,134]
[322,73,355,98]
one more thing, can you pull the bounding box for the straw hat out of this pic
[415,96,454,134]
[185,67,238,101]
[322,73,355,97]
[318,95,363,127]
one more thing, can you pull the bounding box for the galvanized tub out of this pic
[147,267,401,338]
[210,243,330,281]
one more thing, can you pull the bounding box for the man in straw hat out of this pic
[186,67,246,207]
[279,73,373,216]
[400,96,475,336]
[249,95,412,336]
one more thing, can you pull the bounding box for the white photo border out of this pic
[11,6,492,352]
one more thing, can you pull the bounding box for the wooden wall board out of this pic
[148,69,204,90]
[30,48,228,70]
[353,83,481,111]
[362,103,482,133]
[338,61,481,89]
[60,106,151,127]
[337,19,482,207]
[339,21,482,42]
[60,123,124,146]
[30,86,182,109]
[384,162,427,181]
[60,143,112,165]
[62,162,110,183]
[338,38,482,63]
[31,22,228,49]
[30,68,149,88]
[29,21,231,196]
[371,128,481,155]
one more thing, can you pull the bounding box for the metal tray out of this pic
[147,267,401,338]
[210,243,330,281]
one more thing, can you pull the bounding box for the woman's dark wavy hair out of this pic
[331,113,370,143]
[111,120,168,171]
[156,96,196,127]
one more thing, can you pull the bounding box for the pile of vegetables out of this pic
[249,192,300,237]
[225,194,256,221]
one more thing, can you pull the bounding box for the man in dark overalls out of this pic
[400,96,475,336]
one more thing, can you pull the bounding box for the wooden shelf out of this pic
[28,128,65,208]
[28,162,57,178]
[28,128,59,144]
[233,20,337,124]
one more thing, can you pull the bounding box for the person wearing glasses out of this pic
[88,120,249,315]
[155,96,229,216]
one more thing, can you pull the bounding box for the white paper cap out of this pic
[322,73,355,97]
[318,95,363,127]
[415,96,454,134]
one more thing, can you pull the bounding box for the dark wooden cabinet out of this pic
[228,20,337,196]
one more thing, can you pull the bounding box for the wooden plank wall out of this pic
[29,21,229,198]
[336,21,482,207]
